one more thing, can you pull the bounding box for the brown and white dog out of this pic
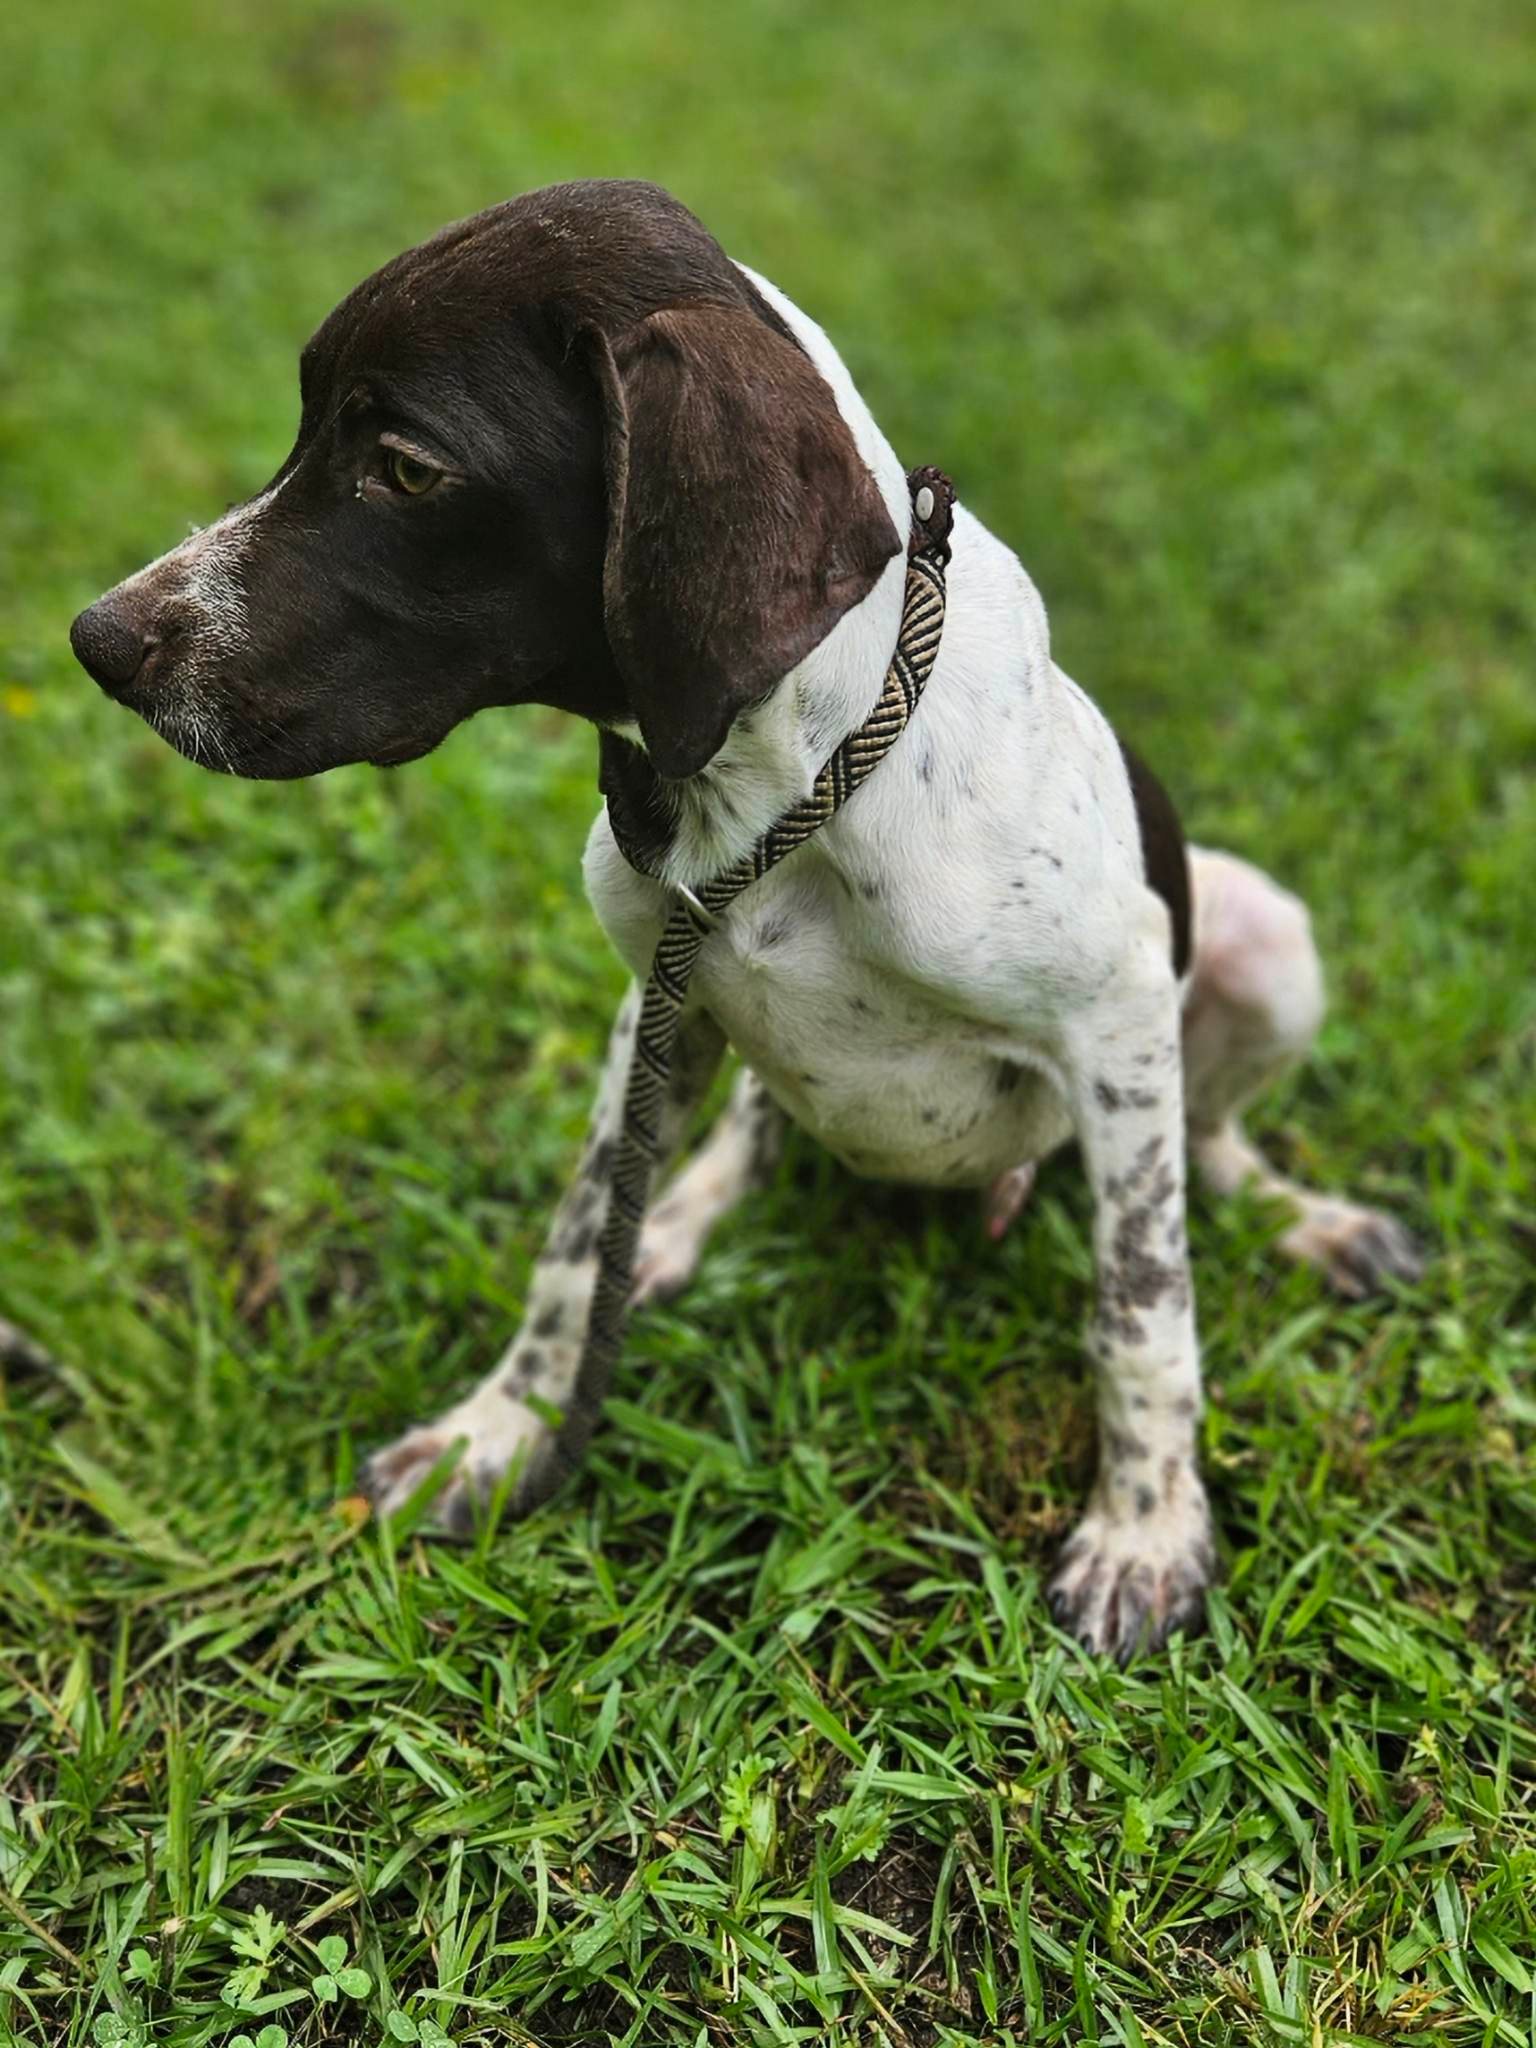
[70,181,1420,1658]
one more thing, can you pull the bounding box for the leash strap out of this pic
[553,469,954,1483]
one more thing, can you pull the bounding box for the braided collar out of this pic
[604,466,955,898]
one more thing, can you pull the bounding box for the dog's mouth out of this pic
[114,685,245,777]
[103,657,288,779]
[115,668,444,780]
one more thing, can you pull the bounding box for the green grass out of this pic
[2,0,1534,2040]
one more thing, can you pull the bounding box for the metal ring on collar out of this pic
[675,882,718,927]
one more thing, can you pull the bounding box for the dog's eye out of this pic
[386,449,441,495]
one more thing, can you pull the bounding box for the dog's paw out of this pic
[1281,1199,1424,1299]
[1048,1484,1215,1662]
[361,1393,558,1535]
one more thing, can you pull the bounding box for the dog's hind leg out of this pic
[363,990,727,1530]
[1182,847,1421,1296]
[631,1068,784,1305]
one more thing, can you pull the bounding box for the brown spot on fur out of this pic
[1105,1427,1150,1464]
[1094,1128,1188,1345]
[1096,1077,1161,1113]
[1102,1133,1167,1206]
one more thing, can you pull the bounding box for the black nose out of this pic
[70,597,154,697]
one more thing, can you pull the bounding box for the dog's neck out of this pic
[605,266,915,891]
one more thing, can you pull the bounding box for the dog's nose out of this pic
[70,596,155,698]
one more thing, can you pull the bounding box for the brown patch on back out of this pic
[1120,741,1192,976]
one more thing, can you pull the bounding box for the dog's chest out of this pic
[708,903,1069,1182]
[596,849,1075,1187]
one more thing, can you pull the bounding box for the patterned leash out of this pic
[550,467,955,1487]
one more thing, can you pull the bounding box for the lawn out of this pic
[2,0,1534,2041]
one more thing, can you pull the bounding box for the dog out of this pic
[69,180,1421,1657]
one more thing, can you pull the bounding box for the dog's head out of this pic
[69,181,900,783]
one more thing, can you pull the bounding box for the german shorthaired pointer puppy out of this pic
[70,180,1421,1658]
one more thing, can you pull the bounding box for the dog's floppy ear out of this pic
[587,306,901,781]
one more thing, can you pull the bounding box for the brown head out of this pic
[68,180,900,782]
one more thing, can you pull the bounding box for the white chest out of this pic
[591,840,1080,1188]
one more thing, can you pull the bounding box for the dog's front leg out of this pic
[365,986,725,1531]
[631,1068,785,1305]
[1047,964,1214,1660]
